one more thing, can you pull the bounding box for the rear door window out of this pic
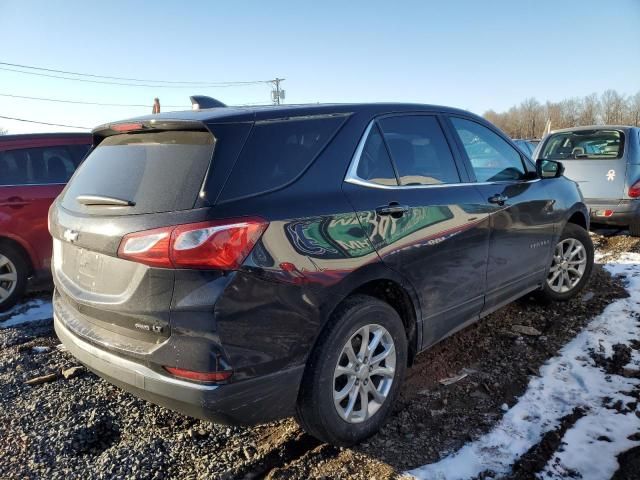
[378,115,460,185]
[540,130,624,160]
[61,130,214,215]
[25,147,76,184]
[219,114,346,201]
[0,145,84,185]
[355,124,398,186]
[0,150,29,186]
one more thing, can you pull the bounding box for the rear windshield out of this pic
[219,114,346,201]
[61,130,214,215]
[540,130,624,160]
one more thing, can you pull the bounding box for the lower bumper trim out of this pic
[54,313,304,425]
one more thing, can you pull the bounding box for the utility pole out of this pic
[271,78,286,105]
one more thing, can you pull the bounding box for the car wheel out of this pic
[630,217,640,237]
[538,223,594,302]
[296,294,407,446]
[0,245,29,312]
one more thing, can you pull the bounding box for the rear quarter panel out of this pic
[203,111,422,376]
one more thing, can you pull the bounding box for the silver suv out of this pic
[535,126,640,236]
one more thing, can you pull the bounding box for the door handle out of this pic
[488,194,508,206]
[376,203,409,216]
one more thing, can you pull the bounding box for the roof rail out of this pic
[190,95,227,110]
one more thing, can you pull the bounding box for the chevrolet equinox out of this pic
[50,104,594,446]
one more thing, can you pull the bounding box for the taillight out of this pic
[629,180,640,198]
[111,122,144,132]
[118,227,173,268]
[117,218,267,270]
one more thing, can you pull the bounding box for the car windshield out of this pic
[540,130,623,160]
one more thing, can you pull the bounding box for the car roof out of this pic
[93,103,481,133]
[549,125,638,134]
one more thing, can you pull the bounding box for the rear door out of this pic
[50,128,216,343]
[0,145,87,271]
[343,114,491,347]
[538,129,627,201]
[447,116,556,312]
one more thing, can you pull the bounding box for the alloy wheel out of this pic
[0,254,18,303]
[333,323,396,423]
[547,238,587,293]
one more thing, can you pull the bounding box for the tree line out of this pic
[483,89,640,139]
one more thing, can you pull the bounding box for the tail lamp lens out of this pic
[629,181,640,198]
[119,228,172,268]
[117,218,267,270]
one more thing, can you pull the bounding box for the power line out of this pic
[0,63,273,89]
[0,92,271,108]
[0,114,90,130]
[0,60,271,85]
[0,93,188,108]
[0,66,273,89]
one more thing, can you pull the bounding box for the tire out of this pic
[0,244,29,312]
[296,294,407,446]
[537,223,594,302]
[630,217,640,237]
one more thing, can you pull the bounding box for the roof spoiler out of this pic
[190,95,227,110]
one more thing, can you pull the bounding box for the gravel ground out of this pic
[1,231,639,479]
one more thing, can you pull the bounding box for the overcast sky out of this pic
[1,0,639,134]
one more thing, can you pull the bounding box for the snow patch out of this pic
[407,253,640,480]
[0,299,53,328]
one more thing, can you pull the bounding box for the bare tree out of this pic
[0,126,6,135]
[579,93,600,125]
[520,97,543,139]
[543,101,563,133]
[483,89,639,138]
[601,89,626,124]
[626,91,640,127]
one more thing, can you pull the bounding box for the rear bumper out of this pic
[54,312,304,425]
[587,199,640,227]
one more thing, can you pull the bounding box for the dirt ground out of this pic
[1,231,639,479]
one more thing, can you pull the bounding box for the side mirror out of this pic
[536,159,564,179]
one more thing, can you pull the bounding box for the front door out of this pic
[447,116,556,313]
[343,114,491,348]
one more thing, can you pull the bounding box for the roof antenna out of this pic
[190,96,227,110]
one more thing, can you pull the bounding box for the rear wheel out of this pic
[630,216,640,237]
[296,295,407,446]
[0,245,29,312]
[538,223,593,302]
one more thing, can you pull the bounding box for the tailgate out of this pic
[51,126,216,345]
[562,158,627,200]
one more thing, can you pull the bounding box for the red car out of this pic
[0,133,92,310]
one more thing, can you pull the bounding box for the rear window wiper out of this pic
[76,195,135,207]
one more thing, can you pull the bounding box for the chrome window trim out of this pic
[344,119,540,190]
[0,182,67,187]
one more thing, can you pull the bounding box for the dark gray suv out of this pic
[50,103,593,445]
